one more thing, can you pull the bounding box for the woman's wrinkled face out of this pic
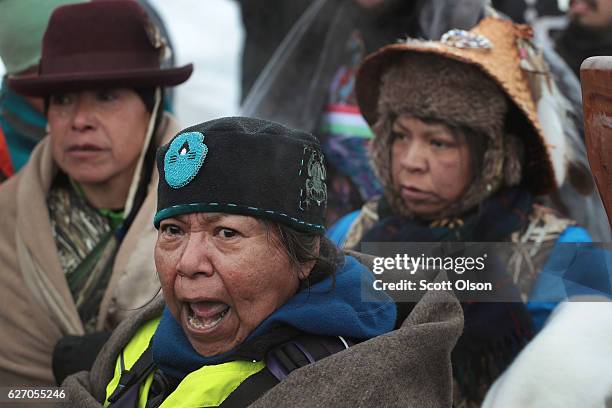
[47,88,150,189]
[390,115,473,216]
[155,213,309,356]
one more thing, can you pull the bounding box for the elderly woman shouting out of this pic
[61,117,465,408]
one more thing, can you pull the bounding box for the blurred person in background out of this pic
[491,0,569,50]
[236,0,310,101]
[0,0,192,386]
[492,0,564,23]
[555,0,612,77]
[0,0,83,182]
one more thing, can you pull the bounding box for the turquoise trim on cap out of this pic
[154,202,325,233]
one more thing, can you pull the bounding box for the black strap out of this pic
[219,335,352,408]
[107,345,156,406]
[218,366,280,408]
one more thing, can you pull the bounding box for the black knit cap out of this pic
[154,117,327,233]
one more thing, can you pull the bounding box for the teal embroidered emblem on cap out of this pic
[164,132,208,189]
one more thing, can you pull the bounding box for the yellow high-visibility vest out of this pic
[104,316,265,408]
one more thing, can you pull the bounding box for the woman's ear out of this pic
[298,237,320,280]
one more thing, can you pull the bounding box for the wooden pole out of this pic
[580,56,612,229]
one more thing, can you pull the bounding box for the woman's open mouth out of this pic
[186,301,230,333]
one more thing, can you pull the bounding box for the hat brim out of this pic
[7,63,194,96]
[356,19,557,195]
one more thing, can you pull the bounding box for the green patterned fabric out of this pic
[47,175,121,332]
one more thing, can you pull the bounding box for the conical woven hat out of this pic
[356,17,557,195]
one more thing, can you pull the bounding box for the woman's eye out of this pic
[431,140,445,148]
[218,228,238,239]
[431,139,452,149]
[97,91,117,102]
[161,224,182,236]
[391,131,408,141]
[50,94,73,106]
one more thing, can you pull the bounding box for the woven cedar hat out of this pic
[356,17,562,195]
[8,0,193,96]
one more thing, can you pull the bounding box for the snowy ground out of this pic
[0,0,244,127]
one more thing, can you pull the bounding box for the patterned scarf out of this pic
[48,175,123,332]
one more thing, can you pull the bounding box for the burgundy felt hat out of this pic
[8,0,193,96]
